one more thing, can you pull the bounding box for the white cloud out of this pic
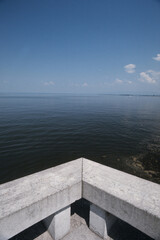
[115,78,133,84]
[82,82,88,87]
[139,70,160,84]
[127,80,132,84]
[44,81,55,86]
[124,64,136,73]
[147,70,160,79]
[71,82,88,87]
[116,78,123,83]
[140,72,155,83]
[153,53,160,61]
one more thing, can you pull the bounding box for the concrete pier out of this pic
[43,206,70,240]
[90,204,117,239]
[0,158,160,240]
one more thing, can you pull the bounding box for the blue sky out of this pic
[0,0,160,94]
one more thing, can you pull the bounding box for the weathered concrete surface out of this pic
[62,214,102,240]
[43,206,70,240]
[35,231,53,240]
[0,159,82,240]
[83,158,160,240]
[0,157,160,240]
[62,224,102,240]
[90,204,117,239]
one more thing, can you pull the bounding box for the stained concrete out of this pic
[62,213,103,240]
[0,159,82,240]
[62,222,102,240]
[83,158,160,240]
[0,158,160,240]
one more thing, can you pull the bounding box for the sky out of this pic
[0,0,160,94]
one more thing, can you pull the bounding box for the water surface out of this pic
[0,94,160,184]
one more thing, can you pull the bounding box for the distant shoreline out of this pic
[0,92,160,97]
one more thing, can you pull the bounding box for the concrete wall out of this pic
[83,158,160,240]
[0,158,160,240]
[0,159,82,240]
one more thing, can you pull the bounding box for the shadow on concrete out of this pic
[9,198,154,240]
[108,218,154,240]
[10,221,48,240]
[71,198,154,240]
[71,198,90,227]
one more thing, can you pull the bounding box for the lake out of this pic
[0,94,160,184]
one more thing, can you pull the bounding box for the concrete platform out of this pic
[35,231,53,240]
[62,214,102,240]
[62,223,102,240]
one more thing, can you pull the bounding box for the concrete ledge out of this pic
[0,159,82,240]
[0,158,160,240]
[83,158,160,240]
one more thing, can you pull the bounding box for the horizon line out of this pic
[0,92,160,97]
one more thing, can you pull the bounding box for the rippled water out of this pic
[0,94,160,184]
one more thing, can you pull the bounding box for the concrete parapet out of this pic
[0,157,160,240]
[0,159,82,240]
[83,158,160,240]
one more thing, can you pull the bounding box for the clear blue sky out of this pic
[0,0,160,94]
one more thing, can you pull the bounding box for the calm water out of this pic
[0,94,160,184]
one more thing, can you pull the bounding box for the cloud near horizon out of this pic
[127,80,132,84]
[124,64,136,73]
[153,53,160,61]
[116,78,123,84]
[115,78,132,84]
[139,70,160,84]
[82,82,88,87]
[44,81,55,86]
[71,82,88,87]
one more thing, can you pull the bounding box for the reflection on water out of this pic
[0,94,160,184]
